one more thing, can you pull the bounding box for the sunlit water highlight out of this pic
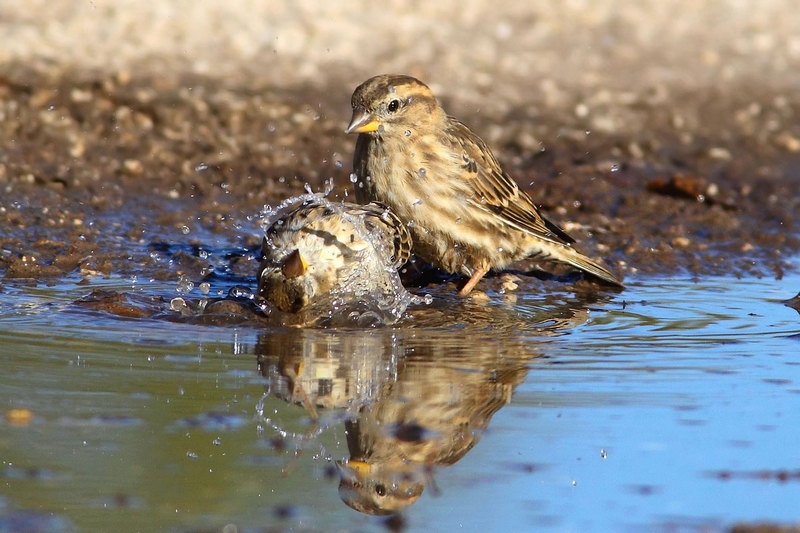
[1,269,799,532]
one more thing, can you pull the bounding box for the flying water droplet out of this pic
[195,162,208,172]
[418,168,426,178]
[611,164,619,172]
[181,225,190,234]
[228,286,254,300]
[170,297,188,312]
[176,275,194,294]
[349,172,358,183]
[404,130,412,137]
[378,124,385,134]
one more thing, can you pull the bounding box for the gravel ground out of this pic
[1,0,800,288]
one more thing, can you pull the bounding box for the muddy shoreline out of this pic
[1,63,798,294]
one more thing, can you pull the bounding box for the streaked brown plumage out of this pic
[345,74,623,295]
[257,199,412,313]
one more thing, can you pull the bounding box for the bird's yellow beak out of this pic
[345,106,380,134]
[281,249,308,279]
[339,459,371,476]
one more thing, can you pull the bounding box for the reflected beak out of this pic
[345,106,380,134]
[281,249,308,279]
[336,459,371,485]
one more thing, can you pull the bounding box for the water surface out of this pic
[2,270,799,532]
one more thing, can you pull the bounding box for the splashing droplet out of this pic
[418,168,426,178]
[176,275,194,294]
[228,286,254,300]
[170,297,188,312]
[349,172,358,183]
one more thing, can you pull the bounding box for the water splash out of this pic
[259,187,428,326]
[259,178,335,233]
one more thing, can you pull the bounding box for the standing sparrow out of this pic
[257,199,412,318]
[345,74,623,295]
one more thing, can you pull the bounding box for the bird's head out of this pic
[345,74,441,137]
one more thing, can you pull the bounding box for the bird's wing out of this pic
[359,202,413,268]
[443,118,575,245]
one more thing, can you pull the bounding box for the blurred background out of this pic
[3,0,799,102]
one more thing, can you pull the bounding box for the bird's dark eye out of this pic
[387,99,400,113]
[375,484,387,497]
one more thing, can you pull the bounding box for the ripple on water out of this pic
[2,269,800,530]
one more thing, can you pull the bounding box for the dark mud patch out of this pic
[1,65,799,294]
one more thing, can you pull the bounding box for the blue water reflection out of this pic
[1,271,799,531]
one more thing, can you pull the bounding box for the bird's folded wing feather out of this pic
[444,118,575,245]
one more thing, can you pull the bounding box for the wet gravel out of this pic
[1,62,798,294]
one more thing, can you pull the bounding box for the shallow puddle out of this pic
[2,267,800,532]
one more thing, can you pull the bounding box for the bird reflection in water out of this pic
[255,310,584,515]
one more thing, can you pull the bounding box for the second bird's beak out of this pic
[345,106,380,134]
[281,249,308,279]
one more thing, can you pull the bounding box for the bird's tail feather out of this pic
[548,244,624,287]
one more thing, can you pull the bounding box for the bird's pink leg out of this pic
[458,265,490,296]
